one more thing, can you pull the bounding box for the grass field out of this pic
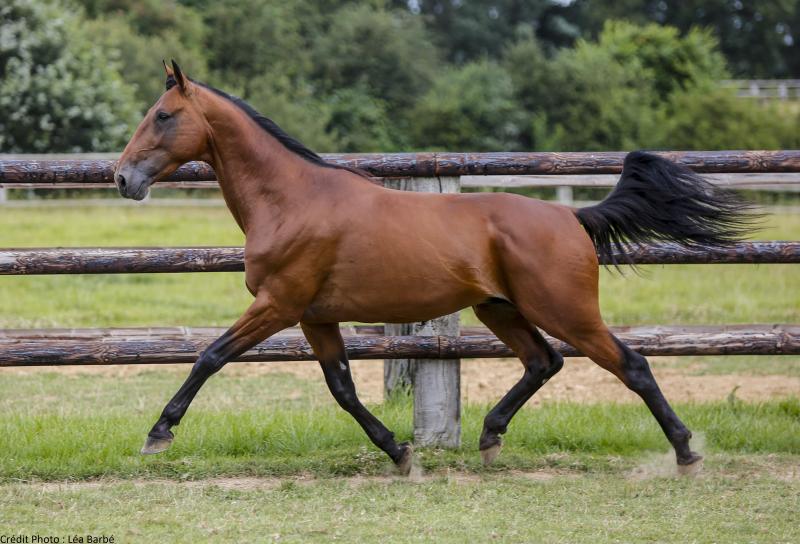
[1,203,798,542]
[1,368,798,542]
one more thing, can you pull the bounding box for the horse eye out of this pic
[156,111,171,121]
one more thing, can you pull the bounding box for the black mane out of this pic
[194,81,369,177]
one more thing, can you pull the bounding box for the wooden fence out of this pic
[1,151,799,447]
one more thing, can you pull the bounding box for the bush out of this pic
[661,87,800,150]
[0,0,139,152]
[410,60,524,151]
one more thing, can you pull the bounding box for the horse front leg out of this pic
[141,293,296,454]
[301,322,414,474]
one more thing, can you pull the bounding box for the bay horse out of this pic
[115,61,755,474]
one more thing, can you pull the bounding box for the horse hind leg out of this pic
[585,331,702,469]
[473,299,564,465]
[499,231,701,470]
[535,314,703,470]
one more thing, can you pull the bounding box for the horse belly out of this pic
[301,258,494,324]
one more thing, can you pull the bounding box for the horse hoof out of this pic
[677,453,703,476]
[141,435,173,455]
[480,443,502,466]
[395,443,414,476]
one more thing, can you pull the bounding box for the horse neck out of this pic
[199,92,314,233]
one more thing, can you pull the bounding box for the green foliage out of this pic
[503,29,550,114]
[0,0,140,152]
[530,33,663,151]
[1,0,798,153]
[411,60,524,151]
[86,15,208,108]
[312,4,439,117]
[562,0,800,78]
[200,0,305,95]
[511,20,799,152]
[661,87,800,150]
[596,21,728,100]
[324,85,400,152]
[247,76,338,153]
[76,0,208,108]
[390,0,572,63]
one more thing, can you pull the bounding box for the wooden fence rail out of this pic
[1,242,797,275]
[4,173,800,191]
[1,325,797,367]
[2,150,800,185]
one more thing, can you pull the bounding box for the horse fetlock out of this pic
[479,428,502,452]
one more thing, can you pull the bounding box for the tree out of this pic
[246,75,338,153]
[325,84,400,152]
[559,0,800,78]
[410,60,524,151]
[531,39,662,151]
[390,0,578,63]
[0,0,140,152]
[77,0,208,107]
[661,87,800,150]
[596,21,727,100]
[200,0,305,96]
[312,4,439,119]
[86,15,208,109]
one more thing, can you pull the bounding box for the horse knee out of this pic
[193,347,226,375]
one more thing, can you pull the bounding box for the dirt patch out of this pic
[19,467,583,493]
[12,459,799,493]
[6,356,799,404]
[226,356,800,404]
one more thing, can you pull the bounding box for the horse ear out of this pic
[164,60,178,91]
[171,59,189,93]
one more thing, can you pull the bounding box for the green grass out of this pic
[2,461,798,543]
[0,370,798,540]
[0,205,798,328]
[1,370,797,481]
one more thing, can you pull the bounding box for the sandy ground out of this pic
[8,356,799,404]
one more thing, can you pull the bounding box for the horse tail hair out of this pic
[574,151,761,268]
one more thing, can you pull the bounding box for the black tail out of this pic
[575,151,761,267]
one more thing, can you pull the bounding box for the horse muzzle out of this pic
[114,164,152,201]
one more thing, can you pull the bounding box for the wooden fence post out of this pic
[383,176,461,448]
[556,185,574,206]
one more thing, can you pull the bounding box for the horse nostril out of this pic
[116,173,126,190]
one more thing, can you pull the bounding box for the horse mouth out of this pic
[130,184,151,201]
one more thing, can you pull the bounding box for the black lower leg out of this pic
[320,360,408,464]
[616,340,700,465]
[480,349,564,451]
